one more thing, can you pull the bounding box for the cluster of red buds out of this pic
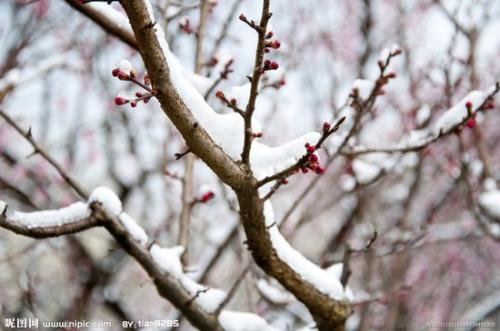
[114,88,154,108]
[262,59,279,71]
[301,143,325,175]
[238,13,281,73]
[262,29,280,70]
[112,59,136,81]
[112,60,155,108]
[179,17,194,34]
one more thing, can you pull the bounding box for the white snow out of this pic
[116,59,134,75]
[150,244,184,276]
[88,186,123,215]
[0,200,6,214]
[346,85,496,155]
[433,90,489,134]
[478,189,500,220]
[256,279,294,305]
[416,104,431,126]
[184,71,215,95]
[119,213,149,246]
[325,263,354,301]
[352,79,375,100]
[180,277,226,313]
[9,202,89,228]
[87,3,132,31]
[340,174,356,192]
[219,311,279,331]
[140,0,351,306]
[269,226,346,300]
[483,178,497,191]
[149,243,226,312]
[140,0,320,175]
[352,159,381,184]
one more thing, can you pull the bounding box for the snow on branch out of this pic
[344,83,500,156]
[9,202,90,228]
[0,201,96,238]
[149,243,279,330]
[478,179,500,222]
[264,202,351,301]
[115,0,325,180]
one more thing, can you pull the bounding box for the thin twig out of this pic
[0,110,89,199]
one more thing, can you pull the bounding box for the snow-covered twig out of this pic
[0,202,96,238]
[258,116,346,189]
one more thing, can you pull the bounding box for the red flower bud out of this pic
[465,101,473,110]
[270,61,279,70]
[117,71,129,80]
[466,118,476,128]
[322,122,331,133]
[306,145,316,153]
[266,40,281,49]
[200,191,215,203]
[114,96,128,106]
[130,101,137,108]
[316,166,326,174]
[215,90,225,99]
[112,68,120,77]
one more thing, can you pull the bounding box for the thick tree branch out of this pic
[64,0,137,49]
[120,0,246,190]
